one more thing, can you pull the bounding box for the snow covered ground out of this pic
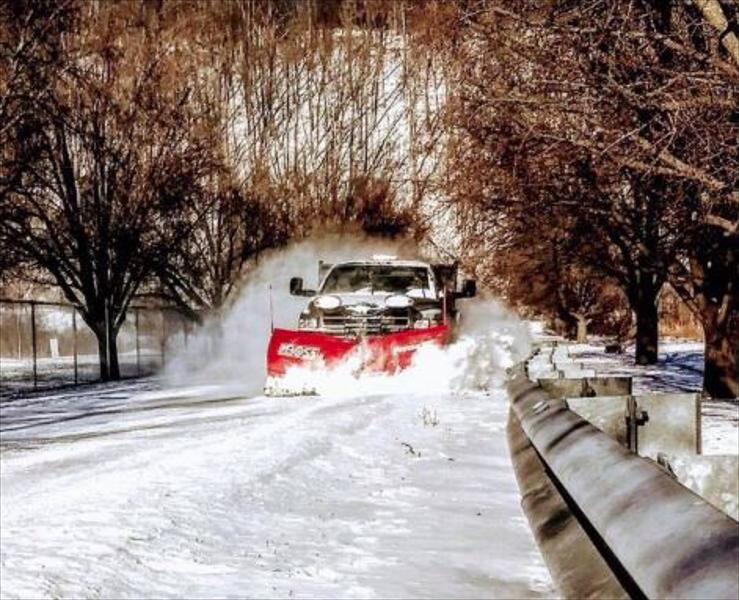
[0,350,162,398]
[0,382,554,599]
[566,339,705,395]
[2,315,735,599]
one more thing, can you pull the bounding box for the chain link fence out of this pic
[0,299,191,396]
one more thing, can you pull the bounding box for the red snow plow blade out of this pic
[266,325,450,377]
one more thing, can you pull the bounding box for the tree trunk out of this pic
[634,289,660,365]
[109,330,120,380]
[95,321,121,381]
[575,314,589,343]
[679,227,738,398]
[702,307,738,399]
[16,311,22,358]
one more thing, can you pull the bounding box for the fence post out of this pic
[30,301,37,388]
[72,307,78,385]
[135,307,141,376]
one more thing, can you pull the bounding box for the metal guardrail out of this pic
[507,364,739,599]
[507,405,630,599]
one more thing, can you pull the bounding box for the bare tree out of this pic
[446,1,738,395]
[157,182,292,314]
[1,2,218,379]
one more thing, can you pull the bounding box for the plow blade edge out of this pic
[266,325,450,376]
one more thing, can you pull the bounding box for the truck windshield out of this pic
[321,265,431,294]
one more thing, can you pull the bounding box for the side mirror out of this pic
[460,279,476,298]
[290,277,304,295]
[290,277,315,296]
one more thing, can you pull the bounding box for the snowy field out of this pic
[0,381,554,599]
[0,350,163,398]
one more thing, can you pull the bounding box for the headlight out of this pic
[385,294,413,308]
[298,317,319,329]
[314,295,342,310]
[414,319,431,329]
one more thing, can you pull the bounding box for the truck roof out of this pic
[331,257,432,268]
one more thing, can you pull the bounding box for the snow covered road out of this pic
[0,383,554,599]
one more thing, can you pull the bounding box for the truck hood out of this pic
[329,292,391,308]
[315,289,436,309]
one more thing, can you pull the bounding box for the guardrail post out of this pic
[625,396,650,453]
[30,301,37,388]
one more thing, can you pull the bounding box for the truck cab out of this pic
[288,257,475,337]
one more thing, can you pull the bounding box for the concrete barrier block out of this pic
[554,357,579,364]
[527,357,558,379]
[538,376,633,398]
[553,360,583,370]
[531,354,553,366]
[637,393,701,459]
[567,396,629,446]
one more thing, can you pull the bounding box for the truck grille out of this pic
[321,313,410,336]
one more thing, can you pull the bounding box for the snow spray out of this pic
[165,234,530,396]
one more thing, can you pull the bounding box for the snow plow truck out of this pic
[265,256,476,391]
